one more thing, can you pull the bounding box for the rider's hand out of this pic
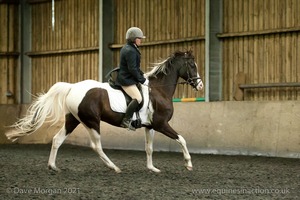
[143,79,149,86]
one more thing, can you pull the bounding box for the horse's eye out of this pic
[189,62,196,69]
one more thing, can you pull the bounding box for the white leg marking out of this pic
[88,128,121,173]
[176,135,193,170]
[145,128,160,173]
[48,126,68,171]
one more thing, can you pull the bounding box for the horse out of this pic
[6,50,203,173]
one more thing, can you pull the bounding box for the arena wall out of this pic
[1,102,299,158]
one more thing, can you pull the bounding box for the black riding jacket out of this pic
[116,42,146,86]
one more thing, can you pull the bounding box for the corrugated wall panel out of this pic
[222,0,300,101]
[30,0,99,95]
[0,3,19,104]
[112,0,205,99]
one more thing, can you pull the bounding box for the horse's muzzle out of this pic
[195,79,204,91]
[189,77,203,91]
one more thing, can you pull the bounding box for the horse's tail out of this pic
[6,82,73,142]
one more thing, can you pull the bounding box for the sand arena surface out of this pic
[0,144,299,199]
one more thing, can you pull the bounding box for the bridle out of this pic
[177,58,202,90]
[147,57,202,89]
[145,53,203,90]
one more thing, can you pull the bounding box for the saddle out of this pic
[106,67,144,128]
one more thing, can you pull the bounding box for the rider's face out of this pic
[135,38,142,46]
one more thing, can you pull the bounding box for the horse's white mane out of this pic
[145,50,194,78]
[145,57,170,78]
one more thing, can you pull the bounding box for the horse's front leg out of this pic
[144,128,161,173]
[176,135,193,171]
[155,123,193,171]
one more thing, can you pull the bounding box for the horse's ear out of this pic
[186,49,194,59]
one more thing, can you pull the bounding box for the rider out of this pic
[116,27,149,130]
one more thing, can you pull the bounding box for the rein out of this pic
[178,77,202,85]
[147,77,202,88]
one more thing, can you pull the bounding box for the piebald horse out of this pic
[6,50,203,173]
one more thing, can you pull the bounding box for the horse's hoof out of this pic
[115,167,122,173]
[149,167,161,173]
[186,166,193,171]
[48,165,61,172]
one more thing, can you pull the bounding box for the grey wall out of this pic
[1,101,299,158]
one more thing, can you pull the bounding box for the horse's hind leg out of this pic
[48,126,68,171]
[87,128,121,173]
[48,113,79,171]
[145,128,161,173]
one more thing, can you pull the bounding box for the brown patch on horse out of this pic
[78,88,124,133]
[65,113,80,135]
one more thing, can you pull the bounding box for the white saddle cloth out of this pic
[99,83,151,125]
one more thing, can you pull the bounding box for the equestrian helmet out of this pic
[126,27,146,40]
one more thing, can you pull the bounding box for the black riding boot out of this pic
[121,99,139,130]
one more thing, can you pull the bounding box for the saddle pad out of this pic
[99,83,150,123]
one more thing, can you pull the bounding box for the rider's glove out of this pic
[143,79,149,86]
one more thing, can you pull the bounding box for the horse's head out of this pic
[170,51,203,91]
